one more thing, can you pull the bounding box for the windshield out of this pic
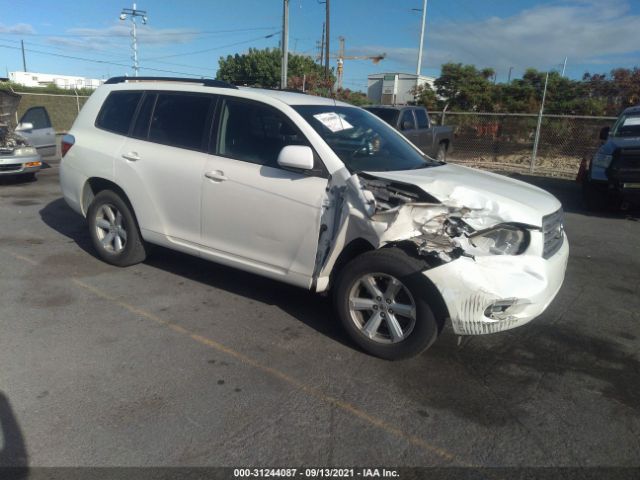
[364,107,399,127]
[293,105,439,172]
[611,113,640,137]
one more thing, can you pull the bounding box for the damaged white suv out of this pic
[60,77,568,359]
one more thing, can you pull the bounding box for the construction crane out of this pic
[329,37,385,90]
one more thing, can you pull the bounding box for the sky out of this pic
[1,0,640,90]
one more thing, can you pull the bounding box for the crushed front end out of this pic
[314,166,569,336]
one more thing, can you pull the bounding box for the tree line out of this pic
[414,63,640,116]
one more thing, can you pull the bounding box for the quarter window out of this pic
[148,93,213,151]
[96,91,142,135]
[217,98,308,168]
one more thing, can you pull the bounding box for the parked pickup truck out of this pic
[578,104,640,210]
[365,105,453,161]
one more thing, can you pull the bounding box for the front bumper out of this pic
[424,234,569,335]
[0,154,42,175]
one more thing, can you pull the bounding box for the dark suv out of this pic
[580,105,640,210]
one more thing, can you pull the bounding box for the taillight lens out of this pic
[61,134,75,157]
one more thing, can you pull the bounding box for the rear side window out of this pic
[148,93,212,151]
[217,98,309,168]
[399,110,415,131]
[131,93,156,139]
[96,91,142,135]
[414,109,429,129]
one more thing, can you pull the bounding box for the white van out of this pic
[60,77,568,359]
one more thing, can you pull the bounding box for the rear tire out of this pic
[87,190,146,267]
[582,178,607,212]
[333,248,441,360]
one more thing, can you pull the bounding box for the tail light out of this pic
[61,134,75,158]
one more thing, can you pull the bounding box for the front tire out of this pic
[87,190,146,267]
[333,248,441,360]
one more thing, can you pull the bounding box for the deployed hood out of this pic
[364,163,561,229]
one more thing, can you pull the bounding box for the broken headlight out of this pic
[469,226,528,255]
[13,146,38,157]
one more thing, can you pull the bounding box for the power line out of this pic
[0,26,278,38]
[0,43,215,78]
[141,32,279,61]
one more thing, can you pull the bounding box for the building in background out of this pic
[367,73,435,105]
[8,71,104,90]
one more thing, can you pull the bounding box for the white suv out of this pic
[60,77,569,359]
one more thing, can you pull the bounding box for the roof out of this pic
[101,76,352,108]
[622,105,640,115]
[239,87,351,107]
[365,105,420,111]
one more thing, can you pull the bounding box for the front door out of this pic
[201,97,327,285]
[18,107,56,156]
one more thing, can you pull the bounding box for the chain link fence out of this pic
[430,111,617,179]
[6,91,618,179]
[10,91,91,132]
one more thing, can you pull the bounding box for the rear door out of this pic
[200,96,328,286]
[18,106,56,156]
[115,91,215,245]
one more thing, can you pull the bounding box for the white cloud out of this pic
[0,23,35,34]
[45,24,200,52]
[357,0,640,75]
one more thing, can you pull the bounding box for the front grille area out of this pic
[0,163,22,172]
[542,208,564,259]
[610,148,640,183]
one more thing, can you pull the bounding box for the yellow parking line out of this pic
[72,277,459,464]
[1,248,461,464]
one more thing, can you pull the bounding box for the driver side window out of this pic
[217,98,309,169]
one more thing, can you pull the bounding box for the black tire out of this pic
[333,248,442,360]
[436,142,447,162]
[582,178,607,212]
[87,190,146,267]
[22,172,36,182]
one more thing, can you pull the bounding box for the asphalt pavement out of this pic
[0,158,639,467]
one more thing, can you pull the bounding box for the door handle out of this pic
[204,170,227,182]
[122,152,140,162]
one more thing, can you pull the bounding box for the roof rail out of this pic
[104,76,238,89]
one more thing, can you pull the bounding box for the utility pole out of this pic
[324,0,330,80]
[319,22,325,68]
[531,71,549,173]
[561,56,567,77]
[20,40,27,72]
[281,0,289,89]
[119,3,148,77]
[416,0,427,75]
[507,66,513,83]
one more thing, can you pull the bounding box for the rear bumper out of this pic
[423,235,569,335]
[0,154,42,175]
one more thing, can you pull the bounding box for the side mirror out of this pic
[16,122,34,131]
[599,126,610,141]
[401,120,414,131]
[277,145,314,171]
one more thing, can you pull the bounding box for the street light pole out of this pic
[281,0,289,89]
[120,3,148,77]
[416,0,427,75]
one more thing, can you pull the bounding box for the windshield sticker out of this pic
[623,117,640,126]
[313,112,354,132]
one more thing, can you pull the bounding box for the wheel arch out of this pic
[82,177,136,218]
